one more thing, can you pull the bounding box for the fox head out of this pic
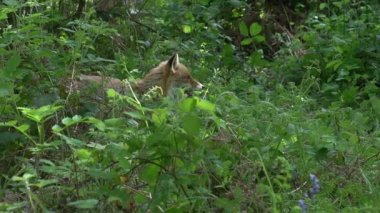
[162,53,204,96]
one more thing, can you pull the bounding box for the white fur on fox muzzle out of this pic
[195,82,204,90]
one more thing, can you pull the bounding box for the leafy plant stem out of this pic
[37,122,45,144]
[126,79,149,128]
[25,179,36,212]
[253,148,276,208]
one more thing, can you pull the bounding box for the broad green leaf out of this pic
[333,1,343,8]
[238,21,249,36]
[0,13,7,21]
[215,197,239,211]
[152,109,168,126]
[326,59,342,71]
[58,134,85,147]
[86,142,106,150]
[18,105,62,123]
[67,199,98,209]
[182,114,201,136]
[104,118,126,126]
[249,22,262,36]
[72,115,82,122]
[250,51,267,66]
[141,164,160,186]
[196,98,216,113]
[124,111,146,120]
[2,120,17,126]
[179,98,197,112]
[253,35,266,43]
[0,201,26,211]
[52,124,63,133]
[106,88,118,98]
[241,38,253,46]
[88,169,118,180]
[16,124,30,133]
[33,179,58,188]
[0,81,14,97]
[22,173,34,180]
[3,0,19,7]
[222,44,234,65]
[12,173,34,182]
[0,8,17,21]
[87,117,106,131]
[75,149,94,163]
[184,11,195,20]
[320,3,327,10]
[3,54,23,79]
[62,117,74,126]
[370,97,380,119]
[107,189,129,206]
[342,87,357,104]
[182,25,192,33]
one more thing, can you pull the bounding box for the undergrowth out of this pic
[1,0,379,212]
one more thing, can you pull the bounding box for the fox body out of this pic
[63,54,203,97]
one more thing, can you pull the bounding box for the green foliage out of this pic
[1,0,380,212]
[273,1,380,104]
[239,21,265,46]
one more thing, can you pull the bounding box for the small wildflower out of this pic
[296,173,321,212]
[309,174,320,198]
[298,199,307,213]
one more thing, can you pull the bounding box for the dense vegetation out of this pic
[1,0,379,212]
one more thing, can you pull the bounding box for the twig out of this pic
[66,63,77,102]
[288,181,307,194]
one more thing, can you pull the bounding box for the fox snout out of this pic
[193,81,204,90]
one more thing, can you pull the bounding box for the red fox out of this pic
[63,54,204,98]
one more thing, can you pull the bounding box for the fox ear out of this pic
[168,53,179,73]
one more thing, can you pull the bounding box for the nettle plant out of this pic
[239,21,266,46]
[5,90,229,211]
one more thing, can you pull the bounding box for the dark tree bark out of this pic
[74,0,86,18]
[95,0,120,12]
